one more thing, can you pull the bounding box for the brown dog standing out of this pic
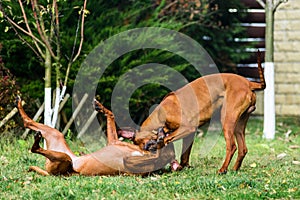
[121,51,266,174]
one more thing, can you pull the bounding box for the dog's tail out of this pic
[250,50,266,91]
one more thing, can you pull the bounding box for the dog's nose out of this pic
[143,140,157,151]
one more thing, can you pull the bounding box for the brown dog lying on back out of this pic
[119,51,265,174]
[16,97,174,176]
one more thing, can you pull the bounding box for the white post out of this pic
[44,87,52,149]
[263,62,275,139]
[51,87,61,127]
[44,87,53,127]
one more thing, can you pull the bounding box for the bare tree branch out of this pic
[69,14,80,62]
[31,0,56,59]
[72,0,87,63]
[256,0,266,8]
[51,0,61,90]
[18,0,44,57]
[2,13,45,47]
[9,22,44,62]
[159,0,178,17]
[52,0,60,58]
[63,0,87,87]
[274,0,288,12]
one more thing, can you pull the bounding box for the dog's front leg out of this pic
[144,126,196,151]
[144,126,196,170]
[163,127,196,168]
[180,133,196,167]
[163,126,197,144]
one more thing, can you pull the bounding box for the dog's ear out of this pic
[117,127,136,140]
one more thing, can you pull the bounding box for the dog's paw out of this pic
[170,160,183,171]
[93,99,102,112]
[15,95,21,107]
[31,131,42,153]
[34,131,42,141]
[218,169,227,175]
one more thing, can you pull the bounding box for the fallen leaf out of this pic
[285,130,292,139]
[250,163,257,168]
[292,160,300,165]
[23,181,31,185]
[277,153,287,159]
[0,156,8,165]
[288,188,298,193]
[289,145,300,149]
[69,189,75,196]
[218,185,226,191]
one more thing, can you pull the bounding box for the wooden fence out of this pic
[237,0,265,79]
[0,93,101,139]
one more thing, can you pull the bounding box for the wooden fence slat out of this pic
[240,12,265,23]
[0,101,25,128]
[239,51,266,64]
[245,26,265,38]
[55,93,70,129]
[237,67,261,78]
[58,94,70,113]
[241,0,265,9]
[77,111,98,139]
[233,0,266,79]
[62,93,89,135]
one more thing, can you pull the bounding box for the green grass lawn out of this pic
[0,117,299,199]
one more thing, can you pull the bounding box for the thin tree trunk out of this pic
[44,49,52,127]
[262,0,287,139]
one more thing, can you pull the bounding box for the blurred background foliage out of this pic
[0,0,250,134]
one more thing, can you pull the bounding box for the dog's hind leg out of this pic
[233,105,255,171]
[218,105,239,174]
[232,113,249,171]
[29,130,51,176]
[29,166,50,176]
[30,132,73,175]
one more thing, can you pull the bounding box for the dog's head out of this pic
[117,127,159,150]
[134,128,168,151]
[118,127,168,151]
[134,130,158,150]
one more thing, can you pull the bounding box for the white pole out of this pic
[44,87,52,149]
[263,62,275,139]
[44,87,53,127]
